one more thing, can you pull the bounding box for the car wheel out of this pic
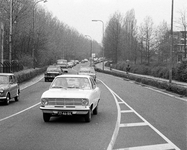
[45,78,48,82]
[5,93,10,105]
[43,113,51,122]
[93,104,98,115]
[15,90,20,102]
[85,108,92,122]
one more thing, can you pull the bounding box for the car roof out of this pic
[0,73,14,76]
[56,74,91,78]
[79,66,94,71]
[48,65,60,68]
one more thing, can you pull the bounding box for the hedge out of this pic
[95,67,187,97]
[14,67,47,83]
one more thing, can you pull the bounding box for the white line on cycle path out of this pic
[99,80,180,150]
[0,74,44,122]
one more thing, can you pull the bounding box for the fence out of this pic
[0,60,23,73]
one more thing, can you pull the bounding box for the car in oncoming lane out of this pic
[0,73,20,105]
[44,65,63,82]
[40,74,101,122]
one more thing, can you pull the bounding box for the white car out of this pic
[40,74,100,122]
[78,67,96,82]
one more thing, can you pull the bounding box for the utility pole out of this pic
[169,0,174,83]
[184,26,187,58]
[9,0,13,72]
[0,22,4,73]
[92,20,105,70]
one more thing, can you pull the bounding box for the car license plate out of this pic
[58,111,72,115]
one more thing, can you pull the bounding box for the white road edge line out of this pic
[99,79,180,150]
[0,75,44,123]
[114,143,175,150]
[113,92,180,150]
[98,79,121,150]
[116,76,187,102]
[145,86,187,102]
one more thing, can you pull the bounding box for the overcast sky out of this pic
[43,0,187,43]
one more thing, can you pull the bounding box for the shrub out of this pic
[175,60,187,82]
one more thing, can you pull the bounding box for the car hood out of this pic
[41,88,92,99]
[0,84,9,89]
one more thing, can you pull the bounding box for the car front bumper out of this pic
[40,106,90,115]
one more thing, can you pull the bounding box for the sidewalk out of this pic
[96,63,187,88]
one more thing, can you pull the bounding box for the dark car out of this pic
[44,65,63,82]
[0,73,20,105]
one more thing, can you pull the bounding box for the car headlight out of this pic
[82,99,89,106]
[0,88,4,93]
[41,98,48,107]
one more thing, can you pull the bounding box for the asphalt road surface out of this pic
[0,64,186,150]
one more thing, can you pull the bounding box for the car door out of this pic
[9,75,17,98]
[90,78,100,109]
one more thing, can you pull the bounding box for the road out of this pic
[0,63,186,150]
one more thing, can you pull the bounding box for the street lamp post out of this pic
[32,0,47,69]
[85,35,93,67]
[9,0,13,72]
[92,20,104,70]
[169,0,174,83]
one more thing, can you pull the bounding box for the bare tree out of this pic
[103,12,122,63]
[139,16,155,65]
[154,21,170,63]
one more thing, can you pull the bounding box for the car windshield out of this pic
[47,67,61,72]
[50,77,91,90]
[0,76,9,84]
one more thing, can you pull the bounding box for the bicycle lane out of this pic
[99,80,180,150]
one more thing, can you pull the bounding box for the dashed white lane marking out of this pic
[0,75,43,123]
[0,103,40,122]
[99,79,180,150]
[114,143,175,150]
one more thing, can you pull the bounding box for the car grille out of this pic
[47,98,82,106]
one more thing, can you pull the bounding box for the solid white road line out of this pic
[145,86,187,102]
[113,92,180,150]
[114,143,175,150]
[0,75,43,123]
[99,80,120,150]
[114,75,187,102]
[0,103,40,122]
[99,79,180,150]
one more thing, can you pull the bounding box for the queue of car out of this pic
[0,59,100,123]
